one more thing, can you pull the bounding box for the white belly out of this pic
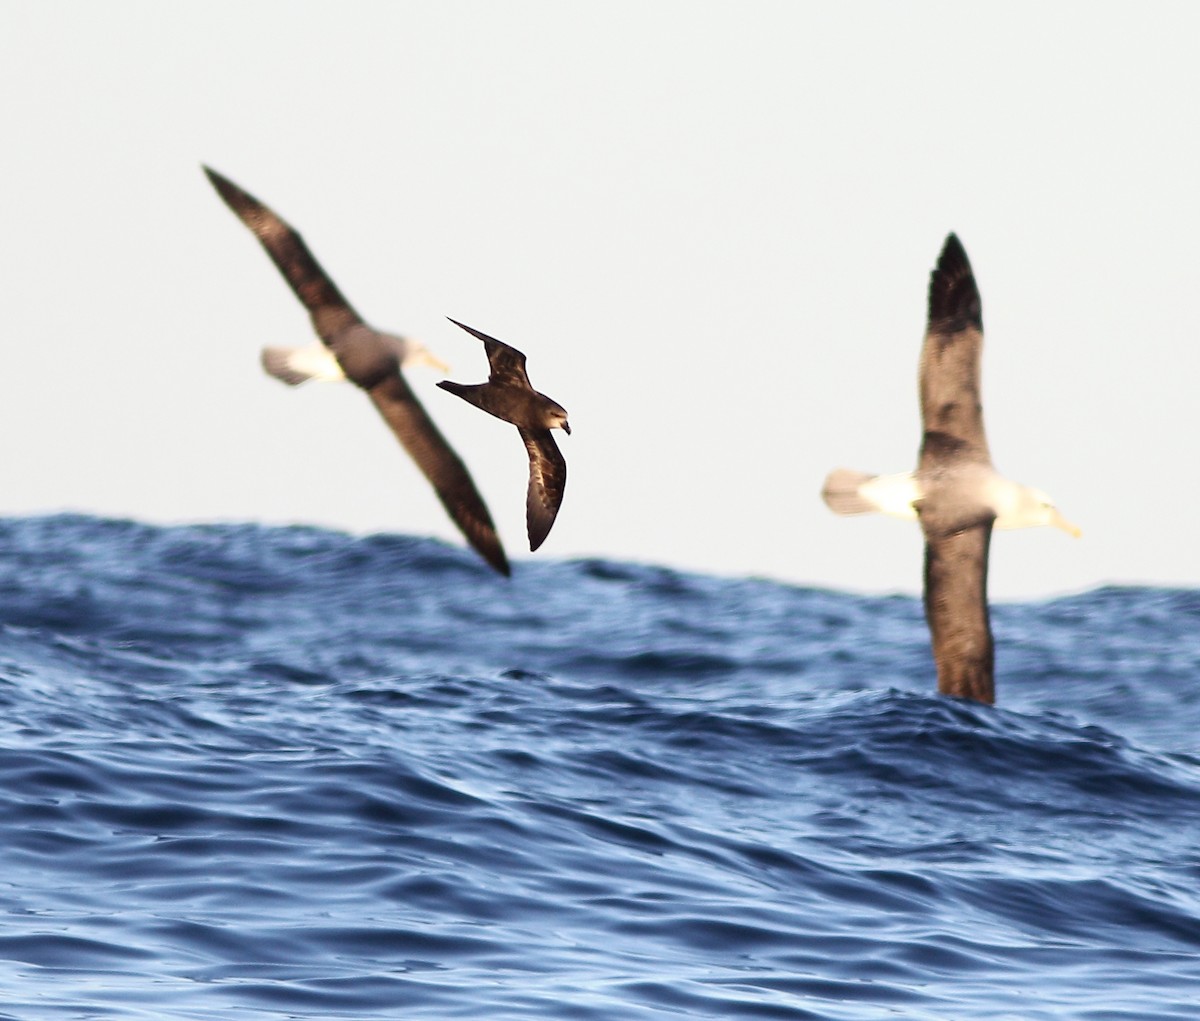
[860,472,922,520]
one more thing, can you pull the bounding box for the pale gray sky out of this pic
[2,1,1197,597]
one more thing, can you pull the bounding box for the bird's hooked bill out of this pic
[1052,509,1082,538]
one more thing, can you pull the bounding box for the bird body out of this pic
[437,378,565,432]
[824,466,1079,533]
[262,334,447,388]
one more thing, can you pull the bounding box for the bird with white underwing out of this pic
[202,166,509,576]
[822,234,1080,704]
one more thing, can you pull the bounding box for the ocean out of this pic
[0,514,1197,1020]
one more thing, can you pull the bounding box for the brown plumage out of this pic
[437,320,570,552]
[823,234,1079,705]
[917,234,996,703]
[202,166,509,576]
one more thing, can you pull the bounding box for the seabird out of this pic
[822,234,1079,704]
[202,166,510,576]
[437,320,570,552]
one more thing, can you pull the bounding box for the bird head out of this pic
[989,479,1081,536]
[386,334,451,374]
[548,401,571,435]
[1023,487,1082,537]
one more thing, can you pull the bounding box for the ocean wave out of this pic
[0,515,1197,1018]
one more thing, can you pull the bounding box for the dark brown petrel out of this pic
[202,166,510,576]
[822,234,1079,704]
[437,320,570,552]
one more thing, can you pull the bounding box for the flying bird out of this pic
[202,166,509,576]
[822,234,1079,704]
[437,320,570,552]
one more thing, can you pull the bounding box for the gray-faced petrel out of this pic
[202,166,510,577]
[822,234,1079,704]
[437,320,570,552]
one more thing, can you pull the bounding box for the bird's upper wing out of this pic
[918,233,990,473]
[518,427,566,552]
[203,166,362,344]
[446,319,532,389]
[921,518,995,704]
[367,373,510,576]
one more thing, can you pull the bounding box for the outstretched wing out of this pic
[921,520,995,704]
[518,427,566,552]
[203,166,361,344]
[918,233,989,472]
[367,373,510,576]
[446,318,532,389]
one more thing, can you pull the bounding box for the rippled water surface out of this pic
[0,515,1197,1019]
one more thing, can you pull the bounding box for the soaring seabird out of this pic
[202,166,510,577]
[437,320,570,552]
[822,234,1079,704]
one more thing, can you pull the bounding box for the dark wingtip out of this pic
[201,163,230,191]
[527,512,556,552]
[483,546,512,577]
[446,317,502,346]
[928,232,982,332]
[201,165,265,218]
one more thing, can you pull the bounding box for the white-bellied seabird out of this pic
[202,166,510,577]
[822,234,1079,704]
[437,320,570,552]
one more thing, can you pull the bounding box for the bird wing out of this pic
[918,233,990,473]
[203,166,362,344]
[367,373,510,576]
[920,518,995,704]
[446,319,532,389]
[518,428,566,552]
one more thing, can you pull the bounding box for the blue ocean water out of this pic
[0,515,1197,1020]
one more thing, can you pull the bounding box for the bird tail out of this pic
[261,345,345,386]
[261,347,313,386]
[821,468,880,515]
[435,380,491,414]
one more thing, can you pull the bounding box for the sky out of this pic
[1,1,1197,598]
